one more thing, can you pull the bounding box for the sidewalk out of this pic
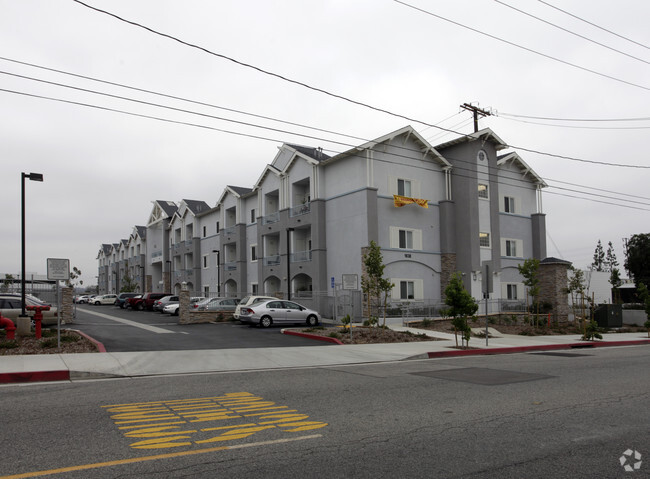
[1,325,648,384]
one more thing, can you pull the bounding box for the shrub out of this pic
[328,332,340,339]
[40,338,58,349]
[0,340,18,349]
[421,318,432,327]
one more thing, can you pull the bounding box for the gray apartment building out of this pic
[98,125,547,317]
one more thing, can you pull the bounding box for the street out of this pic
[68,305,328,351]
[1,345,647,478]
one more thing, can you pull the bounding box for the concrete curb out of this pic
[425,339,650,358]
[281,329,344,345]
[70,329,107,353]
[0,370,70,384]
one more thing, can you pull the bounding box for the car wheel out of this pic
[260,316,272,328]
[306,315,319,327]
[95,301,101,305]
[136,303,143,311]
[173,309,179,316]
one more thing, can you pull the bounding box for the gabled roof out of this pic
[497,152,547,187]
[183,199,210,216]
[324,125,451,168]
[227,186,254,197]
[155,200,178,218]
[133,225,146,240]
[434,128,508,152]
[253,164,283,190]
[285,144,330,162]
[148,200,177,226]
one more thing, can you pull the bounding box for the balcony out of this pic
[291,250,312,263]
[223,225,236,235]
[262,211,280,225]
[224,262,237,271]
[263,255,281,266]
[289,202,310,217]
[151,251,163,262]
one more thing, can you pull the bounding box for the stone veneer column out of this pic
[440,253,457,300]
[178,283,190,324]
[61,287,74,324]
[538,258,571,322]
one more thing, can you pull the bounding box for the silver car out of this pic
[197,297,240,312]
[238,299,320,328]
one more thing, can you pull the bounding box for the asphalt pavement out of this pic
[1,319,648,384]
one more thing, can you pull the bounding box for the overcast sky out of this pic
[1,0,648,288]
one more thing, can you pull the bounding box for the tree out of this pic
[1,273,14,293]
[624,233,650,288]
[566,266,587,334]
[605,241,618,273]
[636,283,650,338]
[120,272,138,292]
[517,258,540,326]
[606,241,623,302]
[591,240,605,271]
[65,266,83,289]
[443,272,478,348]
[361,241,390,325]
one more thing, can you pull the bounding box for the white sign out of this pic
[47,258,70,281]
[342,274,358,290]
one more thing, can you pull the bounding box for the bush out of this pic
[40,338,58,349]
[328,332,340,339]
[421,318,432,327]
[0,340,18,349]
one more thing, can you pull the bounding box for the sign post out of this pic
[47,258,70,350]
[482,261,493,346]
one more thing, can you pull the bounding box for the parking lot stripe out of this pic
[82,309,175,334]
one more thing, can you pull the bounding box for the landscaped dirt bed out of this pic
[0,329,99,355]
[292,326,445,344]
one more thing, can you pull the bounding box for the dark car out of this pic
[125,295,143,309]
[115,292,140,309]
[137,292,171,311]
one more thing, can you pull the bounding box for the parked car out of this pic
[233,295,279,320]
[0,294,58,325]
[85,295,97,304]
[238,299,320,328]
[153,295,179,312]
[92,294,118,305]
[115,292,140,308]
[75,295,90,304]
[190,296,207,309]
[138,292,172,311]
[162,303,179,316]
[197,297,240,312]
[125,295,143,309]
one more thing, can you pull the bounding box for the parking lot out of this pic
[69,304,331,352]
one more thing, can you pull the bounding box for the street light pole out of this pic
[212,250,220,296]
[20,172,43,318]
[286,228,294,301]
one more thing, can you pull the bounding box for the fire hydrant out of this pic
[26,305,50,339]
[0,314,16,340]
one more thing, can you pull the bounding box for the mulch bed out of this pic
[0,330,99,355]
[295,326,444,344]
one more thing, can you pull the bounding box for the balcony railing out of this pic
[223,225,236,235]
[289,202,311,217]
[262,211,280,225]
[291,250,312,263]
[224,262,237,271]
[263,255,281,266]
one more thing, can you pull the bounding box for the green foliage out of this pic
[1,273,14,293]
[328,332,340,339]
[582,320,603,341]
[66,266,83,288]
[340,314,351,330]
[444,272,478,348]
[421,318,432,327]
[40,337,59,349]
[0,339,18,349]
[361,241,394,326]
[637,283,650,340]
[120,272,139,292]
[624,233,650,288]
[591,240,605,271]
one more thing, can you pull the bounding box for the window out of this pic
[203,286,210,295]
[251,244,257,262]
[400,281,414,300]
[399,230,413,249]
[501,239,523,258]
[503,196,516,213]
[202,226,207,238]
[397,179,412,197]
[479,232,490,247]
[478,183,489,199]
[202,255,209,269]
[251,209,256,224]
[506,284,518,300]
[216,221,220,233]
[251,283,258,295]
[390,226,422,250]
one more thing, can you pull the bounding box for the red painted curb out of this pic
[0,370,70,384]
[70,329,107,353]
[427,339,650,358]
[282,329,344,345]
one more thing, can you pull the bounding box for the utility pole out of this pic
[460,103,492,132]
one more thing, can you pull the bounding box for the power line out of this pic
[537,0,650,51]
[2,85,647,212]
[392,0,650,92]
[494,0,650,66]
[70,0,650,169]
[497,115,650,130]
[498,111,650,122]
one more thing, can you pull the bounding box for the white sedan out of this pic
[92,294,118,305]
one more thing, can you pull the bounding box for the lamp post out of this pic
[286,228,294,301]
[212,250,221,296]
[165,260,172,293]
[20,172,43,319]
[139,265,145,293]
